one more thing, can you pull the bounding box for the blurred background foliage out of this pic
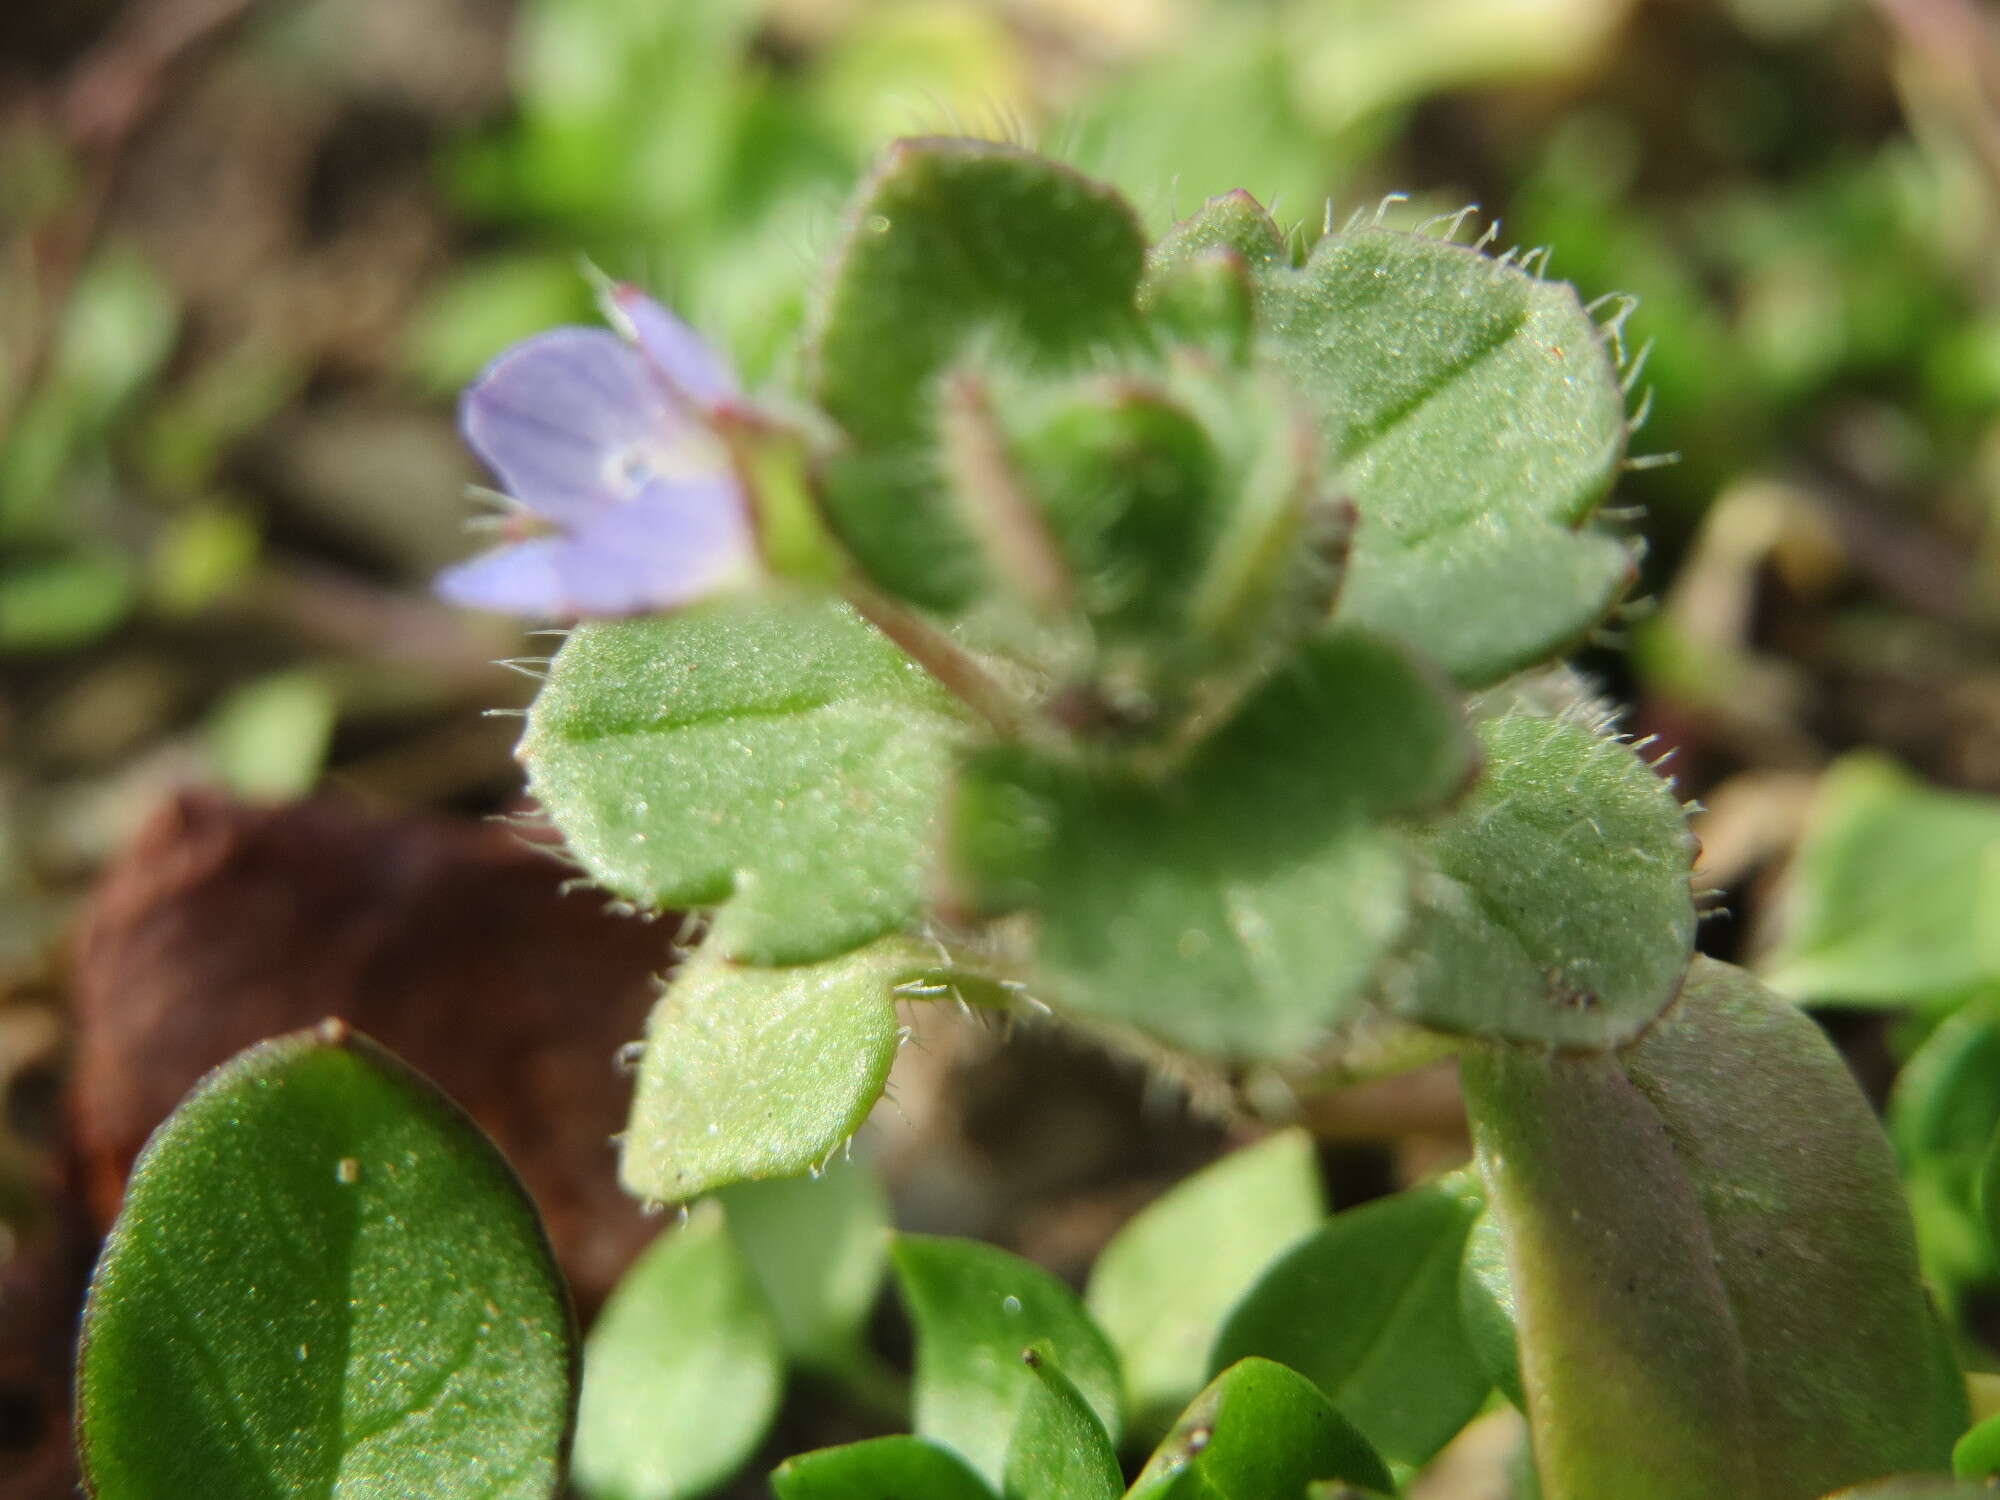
[16,0,2000,1490]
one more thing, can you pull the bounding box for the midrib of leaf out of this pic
[136,1237,292,1500]
[1323,294,1529,469]
[1323,1203,1470,1428]
[1611,1040,1773,1493]
[531,685,950,748]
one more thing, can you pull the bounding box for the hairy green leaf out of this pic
[1209,1174,1489,1467]
[1258,226,1633,685]
[809,138,1146,608]
[77,1025,573,1500]
[1462,957,1967,1500]
[1086,1129,1323,1435]
[523,592,964,966]
[892,1235,1123,1485]
[572,1202,783,1500]
[1381,708,1698,1047]
[621,938,923,1203]
[950,627,1470,1057]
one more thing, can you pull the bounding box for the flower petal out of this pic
[434,477,754,619]
[610,285,739,407]
[460,328,695,524]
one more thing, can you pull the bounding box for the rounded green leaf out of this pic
[1382,708,1698,1047]
[1259,225,1634,685]
[1127,1358,1393,1500]
[620,938,925,1203]
[892,1234,1123,1485]
[809,138,1147,609]
[1461,957,1968,1500]
[1209,1174,1489,1468]
[1086,1129,1324,1434]
[1889,1005,2000,1302]
[1762,753,2000,1005]
[772,1437,997,1500]
[1002,1349,1122,1500]
[572,1201,783,1500]
[523,592,965,967]
[1457,1206,1526,1411]
[77,1024,574,1500]
[715,1158,892,1374]
[1955,1409,2000,1480]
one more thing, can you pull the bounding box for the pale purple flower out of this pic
[435,285,757,618]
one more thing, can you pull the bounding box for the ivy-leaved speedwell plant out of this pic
[74,138,1980,1500]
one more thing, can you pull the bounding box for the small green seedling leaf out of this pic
[572,1202,783,1500]
[77,1024,573,1500]
[715,1157,892,1375]
[1461,957,1967,1500]
[1086,1129,1324,1435]
[810,138,1147,609]
[772,1436,997,1500]
[951,627,1470,1058]
[1763,753,2000,1004]
[1002,1348,1122,1500]
[1888,1004,2000,1302]
[1954,1410,2000,1480]
[1127,1358,1393,1500]
[1382,707,1698,1047]
[1257,225,1633,685]
[1209,1173,1489,1467]
[892,1234,1123,1486]
[621,937,923,1203]
[523,592,965,966]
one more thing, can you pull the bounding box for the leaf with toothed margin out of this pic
[808,137,1149,610]
[77,1023,574,1500]
[1256,225,1635,686]
[521,591,966,967]
[571,1200,784,1500]
[1001,1347,1122,1500]
[948,626,1472,1059]
[619,937,929,1204]
[1461,958,1968,1500]
[892,1235,1123,1487]
[1127,1358,1393,1500]
[1378,709,1699,1048]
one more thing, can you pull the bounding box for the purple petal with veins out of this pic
[610,285,739,407]
[439,290,759,620]
[460,328,708,526]
[437,476,752,618]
